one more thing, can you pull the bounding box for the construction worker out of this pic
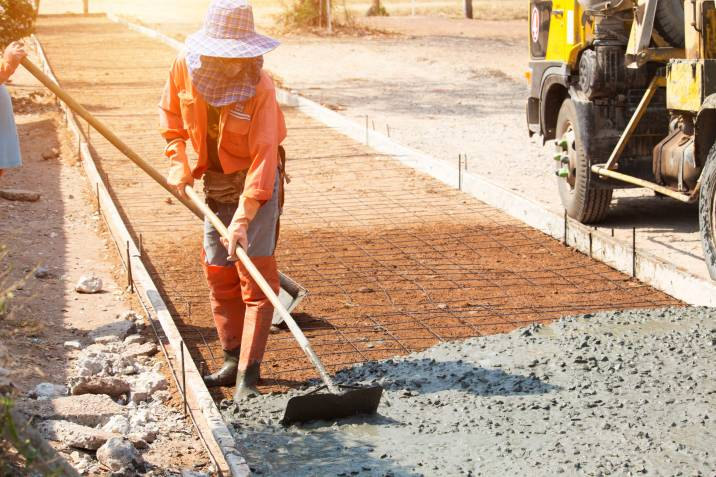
[159,0,286,399]
[0,41,27,178]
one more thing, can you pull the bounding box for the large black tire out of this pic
[699,144,716,279]
[555,99,612,224]
[654,0,685,48]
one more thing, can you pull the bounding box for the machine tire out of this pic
[555,99,612,224]
[654,0,685,48]
[698,143,716,279]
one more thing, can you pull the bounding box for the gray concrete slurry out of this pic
[223,307,716,476]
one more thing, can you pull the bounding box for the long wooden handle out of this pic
[184,187,340,394]
[21,57,340,394]
[21,57,203,219]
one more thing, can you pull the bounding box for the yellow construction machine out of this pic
[526,0,716,278]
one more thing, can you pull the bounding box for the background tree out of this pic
[0,0,36,48]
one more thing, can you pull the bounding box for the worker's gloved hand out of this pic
[165,139,193,199]
[221,217,249,261]
[3,41,27,73]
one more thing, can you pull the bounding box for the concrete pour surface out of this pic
[223,307,715,476]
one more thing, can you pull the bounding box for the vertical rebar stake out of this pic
[372,120,375,131]
[458,154,463,191]
[632,227,637,278]
[365,116,369,145]
[180,341,187,417]
[386,124,391,137]
[611,228,615,237]
[126,241,133,293]
[464,153,468,171]
[589,232,593,258]
[563,210,568,245]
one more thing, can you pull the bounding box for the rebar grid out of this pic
[37,15,680,401]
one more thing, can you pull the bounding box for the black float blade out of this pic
[281,386,383,426]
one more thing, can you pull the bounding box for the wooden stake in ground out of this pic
[464,0,473,18]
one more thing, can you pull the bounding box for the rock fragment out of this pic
[70,376,131,397]
[31,382,68,400]
[75,274,103,294]
[130,371,167,403]
[124,334,144,346]
[34,266,50,279]
[102,415,131,435]
[63,340,82,350]
[121,342,158,360]
[38,420,115,450]
[96,437,142,473]
[22,394,126,427]
[0,188,41,202]
[88,321,135,343]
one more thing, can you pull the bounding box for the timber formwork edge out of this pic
[103,13,716,307]
[31,34,250,477]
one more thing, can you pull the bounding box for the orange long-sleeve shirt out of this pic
[159,53,286,202]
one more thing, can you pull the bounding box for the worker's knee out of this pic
[203,261,242,300]
[238,255,279,307]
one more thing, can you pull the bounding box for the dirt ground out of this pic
[33,13,678,414]
[0,48,210,475]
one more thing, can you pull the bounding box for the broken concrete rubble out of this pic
[96,437,143,473]
[88,320,135,343]
[23,394,125,427]
[102,414,131,435]
[121,342,158,360]
[129,371,167,403]
[75,274,103,293]
[70,376,130,397]
[38,420,116,450]
[63,340,82,350]
[31,382,68,400]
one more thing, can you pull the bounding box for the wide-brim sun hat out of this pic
[185,0,280,59]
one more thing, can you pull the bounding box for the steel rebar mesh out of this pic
[36,15,680,401]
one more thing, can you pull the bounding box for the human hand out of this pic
[3,42,27,70]
[221,219,249,261]
[165,140,193,198]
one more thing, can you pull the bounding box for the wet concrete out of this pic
[221,307,715,476]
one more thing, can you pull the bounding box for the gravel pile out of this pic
[223,307,716,476]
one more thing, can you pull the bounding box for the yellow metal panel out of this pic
[667,60,703,112]
[545,0,587,67]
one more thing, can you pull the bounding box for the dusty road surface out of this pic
[226,306,716,476]
[47,0,711,282]
[0,52,211,474]
[34,12,677,412]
